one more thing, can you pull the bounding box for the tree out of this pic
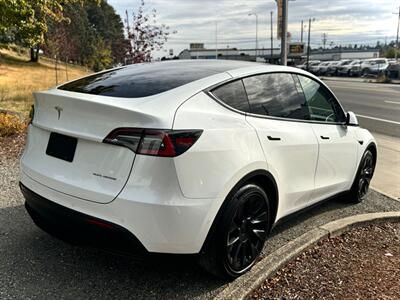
[43,1,128,71]
[85,1,130,65]
[125,0,176,63]
[0,0,98,62]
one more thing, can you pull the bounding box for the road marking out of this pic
[356,114,400,125]
[385,101,400,105]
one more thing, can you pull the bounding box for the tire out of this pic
[361,68,370,77]
[347,149,376,203]
[198,184,271,279]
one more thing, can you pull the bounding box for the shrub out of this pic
[377,73,391,83]
[0,112,27,137]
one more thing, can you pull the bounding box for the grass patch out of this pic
[0,48,90,118]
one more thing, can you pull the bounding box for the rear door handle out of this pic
[320,136,330,140]
[267,136,281,141]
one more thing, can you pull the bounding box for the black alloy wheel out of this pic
[198,184,271,279]
[357,151,375,200]
[225,192,268,273]
[347,149,376,203]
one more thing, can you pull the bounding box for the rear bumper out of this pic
[21,182,147,256]
[20,169,218,254]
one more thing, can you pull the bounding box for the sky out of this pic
[108,0,400,57]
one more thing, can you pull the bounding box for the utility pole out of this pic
[306,18,312,71]
[280,0,288,65]
[322,33,327,50]
[394,6,400,61]
[271,11,274,63]
[300,20,304,43]
[215,21,218,60]
[249,13,259,59]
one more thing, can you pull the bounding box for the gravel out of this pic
[1,135,400,299]
[252,222,400,299]
[0,134,25,208]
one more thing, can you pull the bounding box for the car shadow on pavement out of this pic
[1,190,399,299]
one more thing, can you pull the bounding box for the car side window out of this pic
[212,80,251,113]
[242,73,310,120]
[297,75,346,123]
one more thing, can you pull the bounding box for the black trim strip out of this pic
[271,190,349,231]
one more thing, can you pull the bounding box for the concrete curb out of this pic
[215,211,400,300]
[320,77,400,85]
[320,77,372,84]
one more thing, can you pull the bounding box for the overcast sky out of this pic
[108,0,400,57]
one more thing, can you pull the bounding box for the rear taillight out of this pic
[103,128,203,157]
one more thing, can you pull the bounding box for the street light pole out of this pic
[394,6,400,61]
[306,18,313,71]
[215,21,218,60]
[270,11,274,63]
[280,0,288,65]
[249,13,259,59]
[300,20,303,43]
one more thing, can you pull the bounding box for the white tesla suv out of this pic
[20,60,376,278]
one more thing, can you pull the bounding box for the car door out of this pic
[243,72,319,216]
[296,74,358,200]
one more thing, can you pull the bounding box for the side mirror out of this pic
[346,111,358,126]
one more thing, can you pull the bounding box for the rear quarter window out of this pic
[211,80,251,113]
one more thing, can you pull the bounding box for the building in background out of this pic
[309,49,380,61]
[178,43,380,64]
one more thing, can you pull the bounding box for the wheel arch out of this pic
[350,141,378,190]
[200,169,279,253]
[366,142,377,164]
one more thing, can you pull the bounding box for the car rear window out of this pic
[58,62,229,98]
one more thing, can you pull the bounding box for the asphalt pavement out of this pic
[324,79,400,137]
[1,159,400,299]
[323,79,400,199]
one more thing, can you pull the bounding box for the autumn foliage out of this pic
[0,113,27,137]
[125,0,176,63]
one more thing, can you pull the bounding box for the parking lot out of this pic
[296,58,400,80]
[1,130,400,299]
[1,179,399,299]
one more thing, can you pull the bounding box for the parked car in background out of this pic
[338,60,361,76]
[19,60,376,279]
[311,61,332,76]
[327,60,352,76]
[349,60,363,77]
[387,61,400,79]
[360,58,389,76]
[296,60,320,70]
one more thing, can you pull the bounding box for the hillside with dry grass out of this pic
[0,48,90,118]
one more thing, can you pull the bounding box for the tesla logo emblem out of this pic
[54,106,63,120]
